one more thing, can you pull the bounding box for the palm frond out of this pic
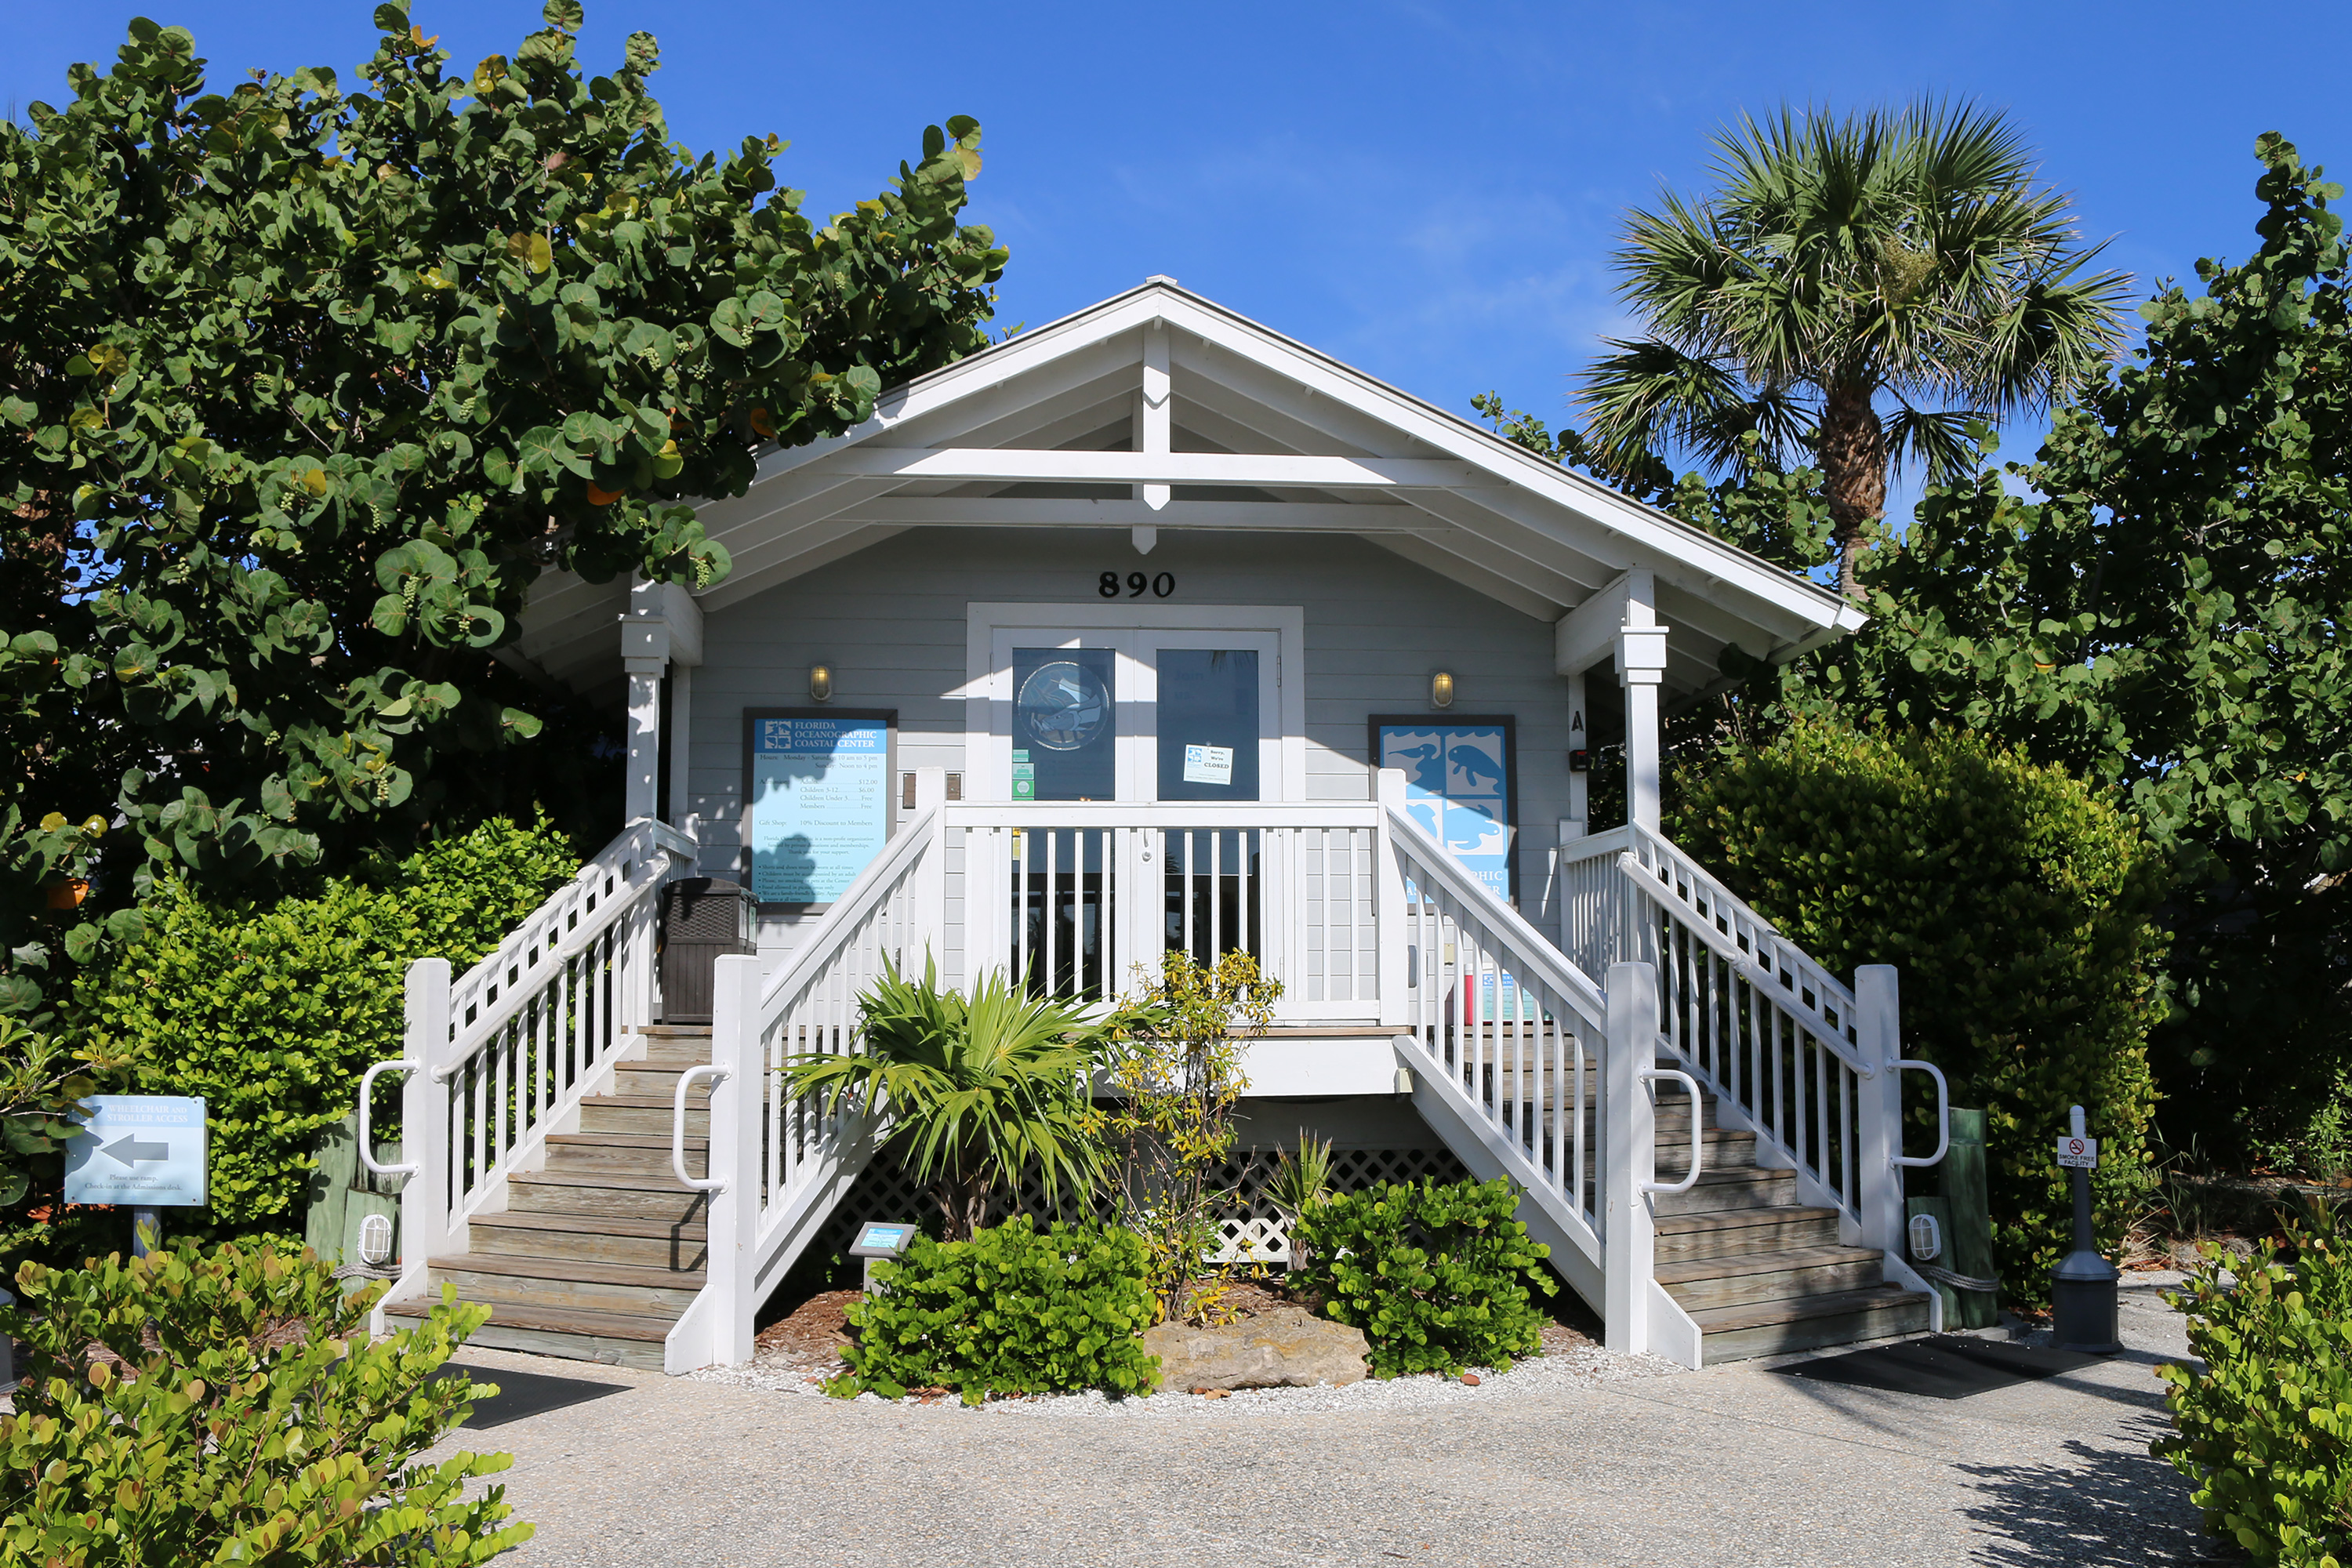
[1882,405,1984,487]
[1577,336,1816,484]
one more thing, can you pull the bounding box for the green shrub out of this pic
[73,815,580,1244]
[1291,1177,1555,1377]
[0,1240,532,1563]
[1668,717,2167,1308]
[839,1217,1161,1404]
[2156,1208,2352,1564]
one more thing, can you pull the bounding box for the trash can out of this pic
[659,878,756,1023]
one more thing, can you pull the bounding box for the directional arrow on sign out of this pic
[100,1135,169,1167]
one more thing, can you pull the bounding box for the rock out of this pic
[1461,1373,1481,1387]
[1143,1306,1370,1392]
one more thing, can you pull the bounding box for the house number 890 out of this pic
[1100,572,1175,599]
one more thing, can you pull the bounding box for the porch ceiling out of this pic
[515,279,1861,699]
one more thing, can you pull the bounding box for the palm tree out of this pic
[1580,100,2132,596]
[783,956,1154,1241]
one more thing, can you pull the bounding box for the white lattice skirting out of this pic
[805,1145,1469,1273]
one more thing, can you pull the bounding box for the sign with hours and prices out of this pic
[2056,1134,2099,1170]
[64,1095,209,1207]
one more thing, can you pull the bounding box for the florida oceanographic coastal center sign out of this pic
[64,1095,209,1207]
[746,710,894,906]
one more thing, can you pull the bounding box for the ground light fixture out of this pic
[358,1211,395,1268]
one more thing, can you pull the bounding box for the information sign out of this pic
[1370,718,1517,902]
[2056,1134,2099,1170]
[746,710,893,905]
[64,1095,208,1208]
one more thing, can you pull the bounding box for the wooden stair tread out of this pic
[640,1025,714,1038]
[1653,1245,1881,1285]
[430,1252,706,1290]
[1656,1205,1839,1235]
[592,1094,715,1111]
[1689,1285,1929,1334]
[385,1297,680,1341]
[548,1131,707,1152]
[510,1169,698,1194]
[471,1210,708,1241]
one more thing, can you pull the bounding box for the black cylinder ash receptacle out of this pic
[659,877,755,1024]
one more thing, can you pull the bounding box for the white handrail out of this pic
[942,801,1382,829]
[673,1065,729,1192]
[356,1060,420,1177]
[1639,1068,1704,1196]
[1383,804,1607,1023]
[758,804,940,1011]
[1891,1058,1951,1169]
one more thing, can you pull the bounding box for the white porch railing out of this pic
[1560,822,1943,1310]
[372,817,699,1319]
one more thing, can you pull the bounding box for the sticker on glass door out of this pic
[1013,648,1115,801]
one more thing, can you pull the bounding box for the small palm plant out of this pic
[783,955,1151,1241]
[1270,1132,1335,1272]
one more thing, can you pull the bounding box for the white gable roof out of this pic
[516,278,1861,695]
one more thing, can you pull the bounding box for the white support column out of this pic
[666,662,695,840]
[705,953,764,1368]
[390,957,455,1329]
[1617,586,1668,833]
[1855,964,1904,1256]
[1603,960,1661,1356]
[621,608,670,826]
[1374,768,1410,1026]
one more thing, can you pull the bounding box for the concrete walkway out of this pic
[431,1277,2230,1567]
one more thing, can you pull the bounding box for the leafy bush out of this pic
[0,1240,532,1563]
[2157,1208,2352,1564]
[1668,717,2168,1307]
[73,815,579,1243]
[838,1217,1161,1404]
[1291,1177,1555,1377]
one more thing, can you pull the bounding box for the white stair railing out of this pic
[1563,822,1944,1310]
[666,778,947,1372]
[1377,773,1700,1365]
[368,817,699,1320]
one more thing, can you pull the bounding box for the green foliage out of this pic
[0,1241,530,1564]
[836,1217,1161,1405]
[1668,717,2168,1306]
[0,1015,129,1211]
[0,5,1004,1004]
[1290,1178,1555,1378]
[2157,1207,2352,1564]
[1099,949,1279,1321]
[1578,99,2129,592]
[64,815,577,1247]
[784,956,1140,1241]
[1779,132,2352,1163]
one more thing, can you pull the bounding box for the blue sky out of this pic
[11,2,2352,481]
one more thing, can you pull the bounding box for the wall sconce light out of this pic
[1430,670,1455,710]
[808,663,833,702]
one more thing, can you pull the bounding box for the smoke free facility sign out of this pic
[64,1095,208,1207]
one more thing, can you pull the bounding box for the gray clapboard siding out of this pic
[680,527,1578,973]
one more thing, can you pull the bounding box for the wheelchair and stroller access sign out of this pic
[64,1096,208,1207]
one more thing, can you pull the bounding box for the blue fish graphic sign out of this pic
[1372,719,1515,902]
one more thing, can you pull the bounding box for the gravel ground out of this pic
[427,1272,2227,1567]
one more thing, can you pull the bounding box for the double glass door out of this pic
[991,627,1279,804]
[985,624,1281,996]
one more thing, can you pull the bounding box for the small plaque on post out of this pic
[2056,1134,2098,1170]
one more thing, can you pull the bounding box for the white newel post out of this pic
[912,768,947,967]
[667,662,695,833]
[706,953,764,1367]
[1602,960,1661,1356]
[1855,964,1904,1256]
[1374,768,1410,1025]
[387,956,456,1334]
